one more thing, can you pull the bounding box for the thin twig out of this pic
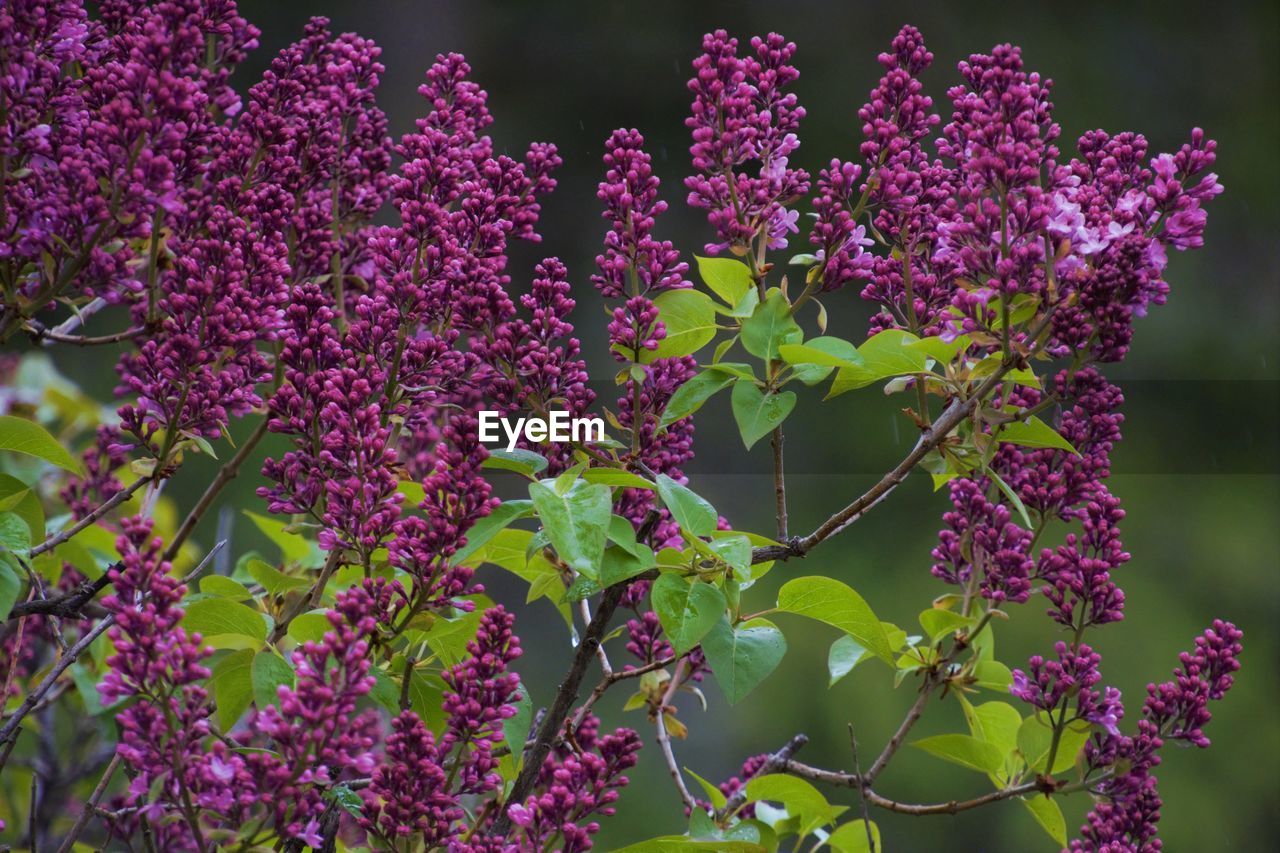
[56,753,122,853]
[848,723,876,853]
[771,426,787,540]
[573,655,676,730]
[268,548,343,644]
[31,478,150,558]
[26,319,144,346]
[714,734,809,823]
[865,680,936,784]
[653,659,695,812]
[782,759,1041,814]
[7,571,114,621]
[655,710,695,812]
[865,611,994,784]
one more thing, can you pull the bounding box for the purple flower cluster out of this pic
[591,128,699,551]
[359,710,461,846]
[241,585,381,844]
[440,606,523,795]
[115,208,288,449]
[96,516,236,841]
[1009,642,1121,735]
[685,31,810,254]
[1072,622,1243,851]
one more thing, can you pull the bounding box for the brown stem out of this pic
[57,754,121,853]
[714,734,809,823]
[164,416,270,562]
[6,570,115,620]
[25,320,144,347]
[848,724,877,853]
[573,655,675,730]
[771,426,787,540]
[268,548,343,645]
[865,678,936,784]
[783,759,1039,814]
[31,477,150,558]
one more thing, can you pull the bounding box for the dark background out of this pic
[52,0,1280,849]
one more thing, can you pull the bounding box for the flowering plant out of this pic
[0,3,1241,851]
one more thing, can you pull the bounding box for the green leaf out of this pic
[743,774,839,834]
[0,512,31,556]
[686,768,728,809]
[973,659,1014,692]
[0,415,82,474]
[776,577,893,664]
[183,598,268,650]
[423,610,485,667]
[581,469,656,491]
[828,819,882,853]
[607,515,646,556]
[286,610,331,644]
[827,329,928,397]
[655,474,717,538]
[706,534,751,574]
[702,618,787,704]
[965,700,1023,759]
[998,416,1080,454]
[1022,794,1067,847]
[403,670,447,730]
[695,255,754,306]
[199,575,252,600]
[502,678,534,768]
[704,362,756,381]
[243,511,312,564]
[0,557,20,620]
[327,784,365,818]
[246,559,311,596]
[740,289,802,361]
[730,381,796,450]
[986,467,1035,530]
[599,542,656,587]
[918,607,974,641]
[482,448,549,477]
[911,733,1005,774]
[211,649,256,730]
[906,334,972,364]
[827,635,871,687]
[660,370,736,428]
[651,573,725,655]
[1018,716,1092,774]
[564,574,602,602]
[529,479,611,578]
[778,338,862,368]
[643,289,718,362]
[251,651,294,709]
[0,475,44,545]
[453,500,534,564]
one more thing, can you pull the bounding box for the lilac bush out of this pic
[0,3,1240,850]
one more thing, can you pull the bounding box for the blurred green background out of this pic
[41,0,1280,849]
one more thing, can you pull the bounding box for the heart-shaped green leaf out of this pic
[730,380,796,449]
[651,573,726,654]
[702,618,787,704]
